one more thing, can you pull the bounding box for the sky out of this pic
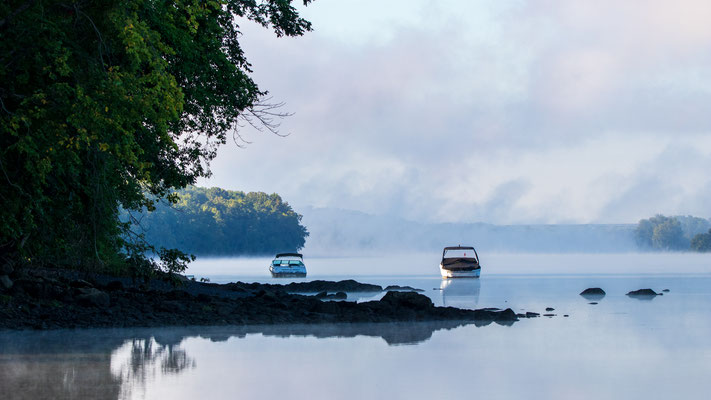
[198,0,711,224]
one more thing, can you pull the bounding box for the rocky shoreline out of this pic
[0,268,518,330]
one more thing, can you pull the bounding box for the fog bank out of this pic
[300,207,636,256]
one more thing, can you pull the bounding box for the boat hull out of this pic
[439,264,481,278]
[269,266,307,278]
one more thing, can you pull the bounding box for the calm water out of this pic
[1,253,710,399]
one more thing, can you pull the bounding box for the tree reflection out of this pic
[111,337,195,399]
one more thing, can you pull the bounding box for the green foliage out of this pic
[690,229,711,252]
[158,247,195,275]
[0,1,313,270]
[634,214,710,251]
[130,186,309,255]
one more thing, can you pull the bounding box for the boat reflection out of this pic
[440,278,481,309]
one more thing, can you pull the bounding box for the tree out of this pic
[651,219,687,251]
[132,186,309,255]
[0,1,313,269]
[690,229,711,252]
[635,215,688,251]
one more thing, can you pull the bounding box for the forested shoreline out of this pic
[635,215,711,252]
[128,186,308,256]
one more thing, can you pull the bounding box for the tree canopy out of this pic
[690,229,711,252]
[131,186,308,255]
[0,0,313,269]
[635,214,711,251]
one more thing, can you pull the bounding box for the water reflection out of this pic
[111,338,196,399]
[0,321,476,400]
[440,278,481,309]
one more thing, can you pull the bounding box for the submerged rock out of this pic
[384,285,424,292]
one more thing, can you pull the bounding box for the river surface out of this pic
[1,253,710,399]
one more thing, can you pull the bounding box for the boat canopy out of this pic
[275,253,303,259]
[442,246,478,261]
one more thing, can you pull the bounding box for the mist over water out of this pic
[298,206,639,256]
[3,253,711,400]
[186,252,711,280]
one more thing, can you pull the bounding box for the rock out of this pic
[70,279,94,288]
[284,279,382,293]
[626,288,659,297]
[525,312,540,318]
[545,307,555,311]
[384,285,424,292]
[580,287,606,301]
[333,291,347,300]
[196,293,212,303]
[495,308,518,321]
[0,275,13,290]
[543,313,556,317]
[380,291,433,310]
[662,289,670,292]
[580,288,605,295]
[77,288,110,307]
[563,314,569,317]
[104,281,124,291]
[588,302,598,305]
[314,291,328,299]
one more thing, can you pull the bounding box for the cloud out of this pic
[201,1,711,224]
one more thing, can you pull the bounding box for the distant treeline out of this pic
[129,187,308,255]
[635,215,711,252]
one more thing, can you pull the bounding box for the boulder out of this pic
[0,275,12,290]
[77,288,110,307]
[626,288,659,297]
[380,291,433,310]
[580,288,605,295]
[580,288,606,301]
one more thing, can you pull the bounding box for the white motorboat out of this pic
[269,253,307,277]
[439,246,481,278]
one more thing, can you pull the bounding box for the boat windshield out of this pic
[273,259,304,266]
[443,248,477,259]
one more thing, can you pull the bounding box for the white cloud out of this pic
[200,0,711,223]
